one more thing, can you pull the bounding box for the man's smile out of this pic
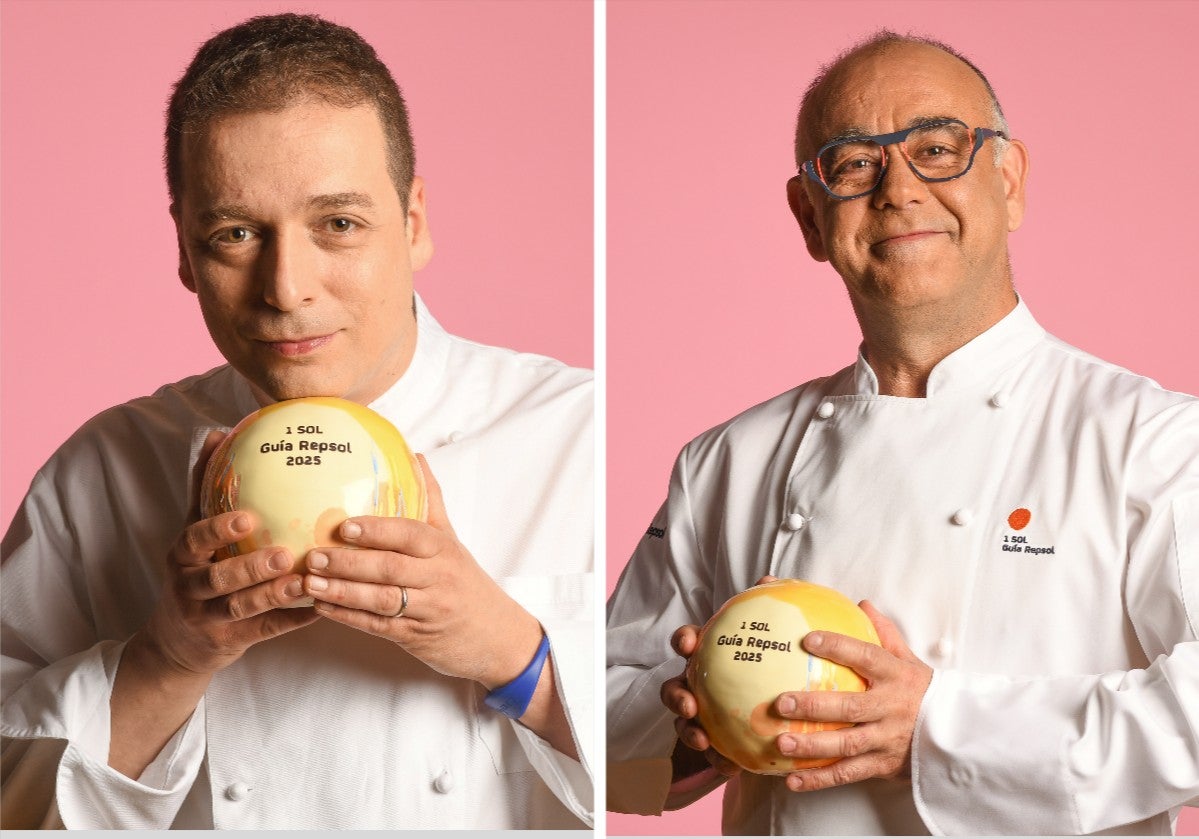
[259,333,337,356]
[870,228,948,254]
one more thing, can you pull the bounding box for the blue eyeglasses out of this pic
[801,118,1005,200]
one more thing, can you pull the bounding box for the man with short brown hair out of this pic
[2,14,593,829]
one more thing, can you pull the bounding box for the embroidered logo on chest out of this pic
[999,507,1056,556]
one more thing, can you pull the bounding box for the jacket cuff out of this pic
[2,640,207,829]
[605,658,683,815]
[56,702,205,829]
[508,617,593,826]
[911,662,1198,835]
[913,668,1079,834]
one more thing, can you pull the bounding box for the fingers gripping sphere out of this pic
[686,579,880,774]
[201,397,426,605]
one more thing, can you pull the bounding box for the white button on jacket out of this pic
[607,302,1199,835]
[224,782,249,802]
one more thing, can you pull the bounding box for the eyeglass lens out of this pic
[818,122,975,197]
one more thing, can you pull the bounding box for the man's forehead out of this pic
[174,101,394,211]
[804,42,991,148]
[178,102,385,174]
[195,99,382,141]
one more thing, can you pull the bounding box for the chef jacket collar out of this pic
[368,292,451,432]
[851,297,1045,398]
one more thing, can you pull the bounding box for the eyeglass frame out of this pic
[799,118,1007,201]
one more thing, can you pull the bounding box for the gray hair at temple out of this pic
[794,30,1010,168]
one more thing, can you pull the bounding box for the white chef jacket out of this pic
[607,300,1199,835]
[1,299,594,829]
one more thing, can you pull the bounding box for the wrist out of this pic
[483,630,550,719]
[111,629,212,778]
[126,625,214,686]
[478,608,543,689]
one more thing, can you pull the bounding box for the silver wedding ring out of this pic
[394,585,409,618]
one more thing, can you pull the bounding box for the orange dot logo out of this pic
[1008,508,1031,530]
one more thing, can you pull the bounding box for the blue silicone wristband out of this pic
[483,632,551,719]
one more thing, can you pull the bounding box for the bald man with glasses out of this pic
[607,31,1199,835]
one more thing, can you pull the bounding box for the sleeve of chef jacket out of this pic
[911,398,1199,835]
[1,465,206,829]
[479,394,594,826]
[504,572,595,826]
[607,445,726,815]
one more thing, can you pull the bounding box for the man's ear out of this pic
[786,175,829,262]
[1000,138,1030,233]
[405,176,434,271]
[170,204,197,293]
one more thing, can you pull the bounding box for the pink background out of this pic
[0,0,592,529]
[607,0,1198,835]
[4,0,1199,833]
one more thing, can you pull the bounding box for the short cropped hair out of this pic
[795,30,1009,167]
[165,13,415,208]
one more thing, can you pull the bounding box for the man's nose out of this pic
[871,146,929,209]
[259,230,319,312]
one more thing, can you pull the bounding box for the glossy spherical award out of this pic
[685,579,881,774]
[200,397,426,602]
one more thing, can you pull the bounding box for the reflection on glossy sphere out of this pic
[686,579,880,774]
[201,397,425,601]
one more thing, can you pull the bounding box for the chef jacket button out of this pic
[949,763,976,786]
[816,402,835,419]
[447,430,464,444]
[433,769,455,794]
[224,781,250,802]
[783,512,806,531]
[951,508,973,526]
[990,391,1007,408]
[933,637,954,659]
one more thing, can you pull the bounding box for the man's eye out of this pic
[328,218,356,233]
[832,157,879,179]
[213,226,254,244]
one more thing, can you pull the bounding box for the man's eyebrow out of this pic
[197,204,256,226]
[195,193,376,226]
[822,116,960,146]
[824,126,874,145]
[309,192,376,211]
[903,114,958,129]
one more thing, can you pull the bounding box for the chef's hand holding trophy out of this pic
[663,577,933,791]
[140,397,544,694]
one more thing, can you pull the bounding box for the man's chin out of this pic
[245,374,350,408]
[852,276,965,314]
